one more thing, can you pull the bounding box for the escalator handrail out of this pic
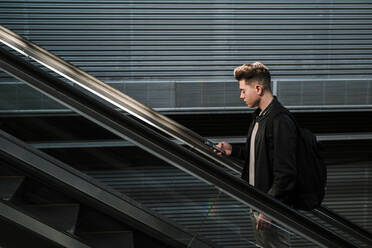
[313,206,372,246]
[0,44,360,248]
[0,25,242,175]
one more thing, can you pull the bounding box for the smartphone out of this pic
[204,140,225,155]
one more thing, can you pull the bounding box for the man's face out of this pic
[239,79,260,108]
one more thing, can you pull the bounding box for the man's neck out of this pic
[258,92,274,113]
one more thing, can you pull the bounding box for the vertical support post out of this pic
[273,80,278,96]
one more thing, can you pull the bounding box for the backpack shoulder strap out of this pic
[265,107,293,138]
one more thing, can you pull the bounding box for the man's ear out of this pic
[255,84,264,96]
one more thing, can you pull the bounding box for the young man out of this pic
[217,62,297,248]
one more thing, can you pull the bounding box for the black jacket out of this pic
[231,97,297,205]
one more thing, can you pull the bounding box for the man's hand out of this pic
[215,142,232,156]
[256,213,272,230]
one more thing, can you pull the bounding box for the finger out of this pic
[256,213,263,230]
[257,219,263,230]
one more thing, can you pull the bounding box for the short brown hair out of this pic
[234,62,271,92]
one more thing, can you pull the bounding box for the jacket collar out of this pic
[253,96,278,122]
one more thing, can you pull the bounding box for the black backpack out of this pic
[267,109,327,211]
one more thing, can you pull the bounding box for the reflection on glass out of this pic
[188,189,321,248]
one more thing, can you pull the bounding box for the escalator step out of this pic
[19,203,80,234]
[79,231,134,248]
[0,176,24,201]
[0,201,90,248]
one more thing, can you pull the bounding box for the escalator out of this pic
[1,25,372,248]
[0,129,215,248]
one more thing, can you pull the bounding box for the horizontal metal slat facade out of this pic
[0,0,372,111]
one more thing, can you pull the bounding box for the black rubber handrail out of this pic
[314,206,372,246]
